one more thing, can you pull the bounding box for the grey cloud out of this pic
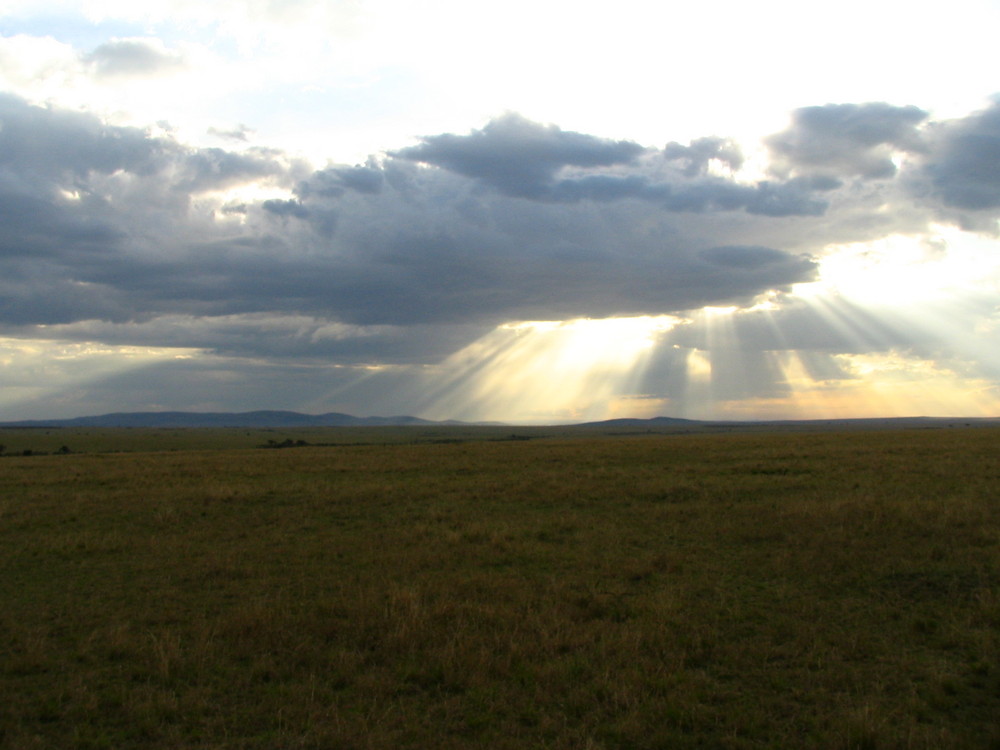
[262,199,310,219]
[83,38,186,79]
[45,177,817,330]
[393,113,647,198]
[742,179,831,216]
[395,114,827,216]
[0,264,132,325]
[547,176,826,216]
[297,162,384,197]
[0,93,169,188]
[767,102,928,179]
[661,178,827,217]
[921,99,1000,210]
[664,136,743,176]
[545,174,657,202]
[0,193,122,259]
[0,94,299,323]
[0,96,823,342]
[175,147,290,193]
[0,94,291,200]
[1,315,489,365]
[698,245,800,270]
[16,94,1000,370]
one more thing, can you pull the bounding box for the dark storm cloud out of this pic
[4,93,997,366]
[767,103,928,179]
[83,39,186,79]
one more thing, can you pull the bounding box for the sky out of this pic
[2,0,1000,423]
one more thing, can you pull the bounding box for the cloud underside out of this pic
[1,93,1000,366]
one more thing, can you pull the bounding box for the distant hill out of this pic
[576,416,704,429]
[3,411,998,431]
[576,415,1000,432]
[0,411,447,428]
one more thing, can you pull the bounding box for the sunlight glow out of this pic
[410,229,1000,423]
[790,352,1000,418]
[794,227,1000,306]
[419,316,679,423]
[643,227,1000,422]
[0,338,201,417]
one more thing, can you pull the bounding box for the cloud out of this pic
[262,199,310,219]
[175,147,291,193]
[83,38,187,79]
[664,136,744,176]
[394,115,829,216]
[0,93,298,323]
[0,93,296,198]
[297,162,384,197]
[698,245,801,270]
[208,124,254,142]
[920,98,1000,211]
[766,102,928,179]
[393,113,647,199]
[1,315,488,365]
[0,92,167,187]
[5,93,1000,373]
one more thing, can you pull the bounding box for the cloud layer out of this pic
[1,92,999,401]
[0,96,823,339]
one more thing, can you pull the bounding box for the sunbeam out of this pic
[399,225,1000,424]
[418,316,679,423]
[0,338,200,416]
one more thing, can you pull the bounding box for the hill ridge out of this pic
[3,411,999,430]
[0,410,442,428]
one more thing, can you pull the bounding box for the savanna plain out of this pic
[1,425,999,748]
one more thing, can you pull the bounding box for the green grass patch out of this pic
[1,429,999,748]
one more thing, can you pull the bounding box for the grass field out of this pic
[0,424,558,455]
[1,427,999,748]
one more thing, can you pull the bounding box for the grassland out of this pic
[0,424,600,456]
[1,427,999,748]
